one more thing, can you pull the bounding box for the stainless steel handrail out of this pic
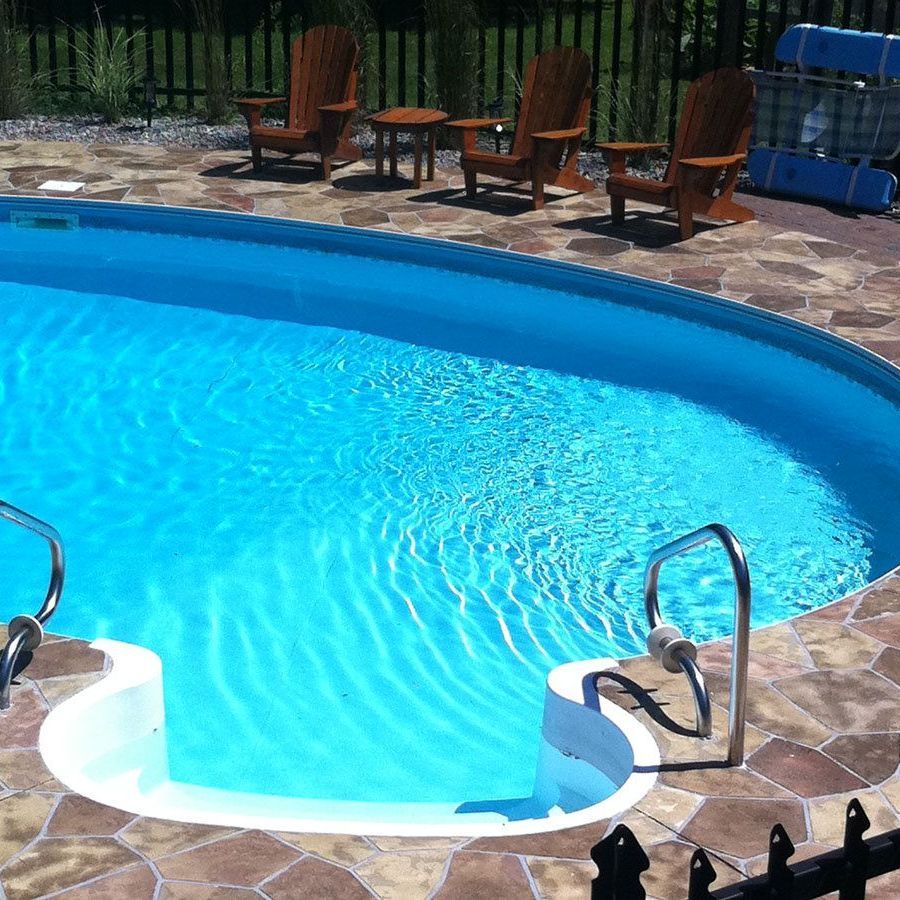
[0,502,65,710]
[644,523,751,766]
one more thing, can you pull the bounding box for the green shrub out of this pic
[0,0,28,120]
[190,0,230,124]
[76,10,143,123]
[426,0,480,147]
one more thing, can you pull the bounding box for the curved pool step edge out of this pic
[39,639,659,837]
[540,658,659,811]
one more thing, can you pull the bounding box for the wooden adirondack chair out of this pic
[447,46,595,210]
[236,25,362,181]
[598,68,755,240]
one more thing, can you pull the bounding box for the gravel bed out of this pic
[0,114,250,150]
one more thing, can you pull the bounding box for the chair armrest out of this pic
[446,117,513,130]
[596,142,667,153]
[236,97,287,110]
[678,153,746,169]
[597,142,667,174]
[236,97,287,129]
[319,101,358,114]
[531,127,585,142]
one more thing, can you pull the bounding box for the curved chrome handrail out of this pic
[0,502,65,710]
[644,523,751,766]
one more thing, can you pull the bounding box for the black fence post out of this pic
[416,5,426,107]
[263,0,273,93]
[767,823,796,898]
[590,824,649,899]
[164,0,175,106]
[687,848,718,900]
[378,14,387,110]
[589,0,603,142]
[47,0,59,86]
[841,798,871,900]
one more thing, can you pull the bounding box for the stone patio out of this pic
[0,141,899,899]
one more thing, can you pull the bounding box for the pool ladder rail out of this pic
[643,523,750,767]
[0,502,65,711]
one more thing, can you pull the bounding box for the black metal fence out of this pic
[591,799,900,899]
[18,0,900,140]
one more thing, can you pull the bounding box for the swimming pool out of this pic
[3,198,900,832]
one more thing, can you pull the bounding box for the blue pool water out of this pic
[1,201,899,812]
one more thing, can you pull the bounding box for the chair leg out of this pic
[677,200,694,240]
[464,167,477,200]
[532,173,545,211]
[321,155,332,182]
[251,146,262,172]
[610,195,625,224]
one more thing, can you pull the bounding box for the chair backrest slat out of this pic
[666,68,755,192]
[511,46,592,162]
[288,25,359,133]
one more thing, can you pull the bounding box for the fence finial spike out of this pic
[590,823,649,900]
[688,848,717,900]
[767,823,795,894]
[844,797,871,848]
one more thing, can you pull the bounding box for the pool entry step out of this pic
[0,502,66,710]
[642,523,751,766]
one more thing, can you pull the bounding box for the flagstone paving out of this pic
[1,140,899,898]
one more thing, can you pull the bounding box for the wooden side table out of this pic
[368,107,450,188]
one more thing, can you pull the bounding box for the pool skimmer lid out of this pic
[38,180,85,193]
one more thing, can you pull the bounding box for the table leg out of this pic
[427,127,436,182]
[413,132,423,189]
[389,130,398,179]
[375,128,384,177]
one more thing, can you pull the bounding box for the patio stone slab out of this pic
[264,856,372,899]
[354,849,449,900]
[155,831,300,884]
[804,240,858,259]
[56,864,158,898]
[775,669,900,733]
[853,582,900,620]
[743,291,807,312]
[823,733,900,784]
[809,792,900,845]
[466,820,606,859]
[159,884,260,899]
[793,619,881,669]
[434,851,533,898]
[0,792,54,865]
[0,685,48,749]
[0,747,55,790]
[47,794,137,836]
[853,613,900,648]
[274,832,375,865]
[120,817,237,858]
[884,777,900,812]
[527,857,596,899]
[747,738,866,796]
[640,841,715,900]
[37,671,106,707]
[874,646,900,686]
[566,236,630,256]
[633,785,701,829]
[660,764,794,799]
[370,836,463,851]
[1,837,142,900]
[682,799,807,857]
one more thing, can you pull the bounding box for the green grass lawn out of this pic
[24,4,691,141]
